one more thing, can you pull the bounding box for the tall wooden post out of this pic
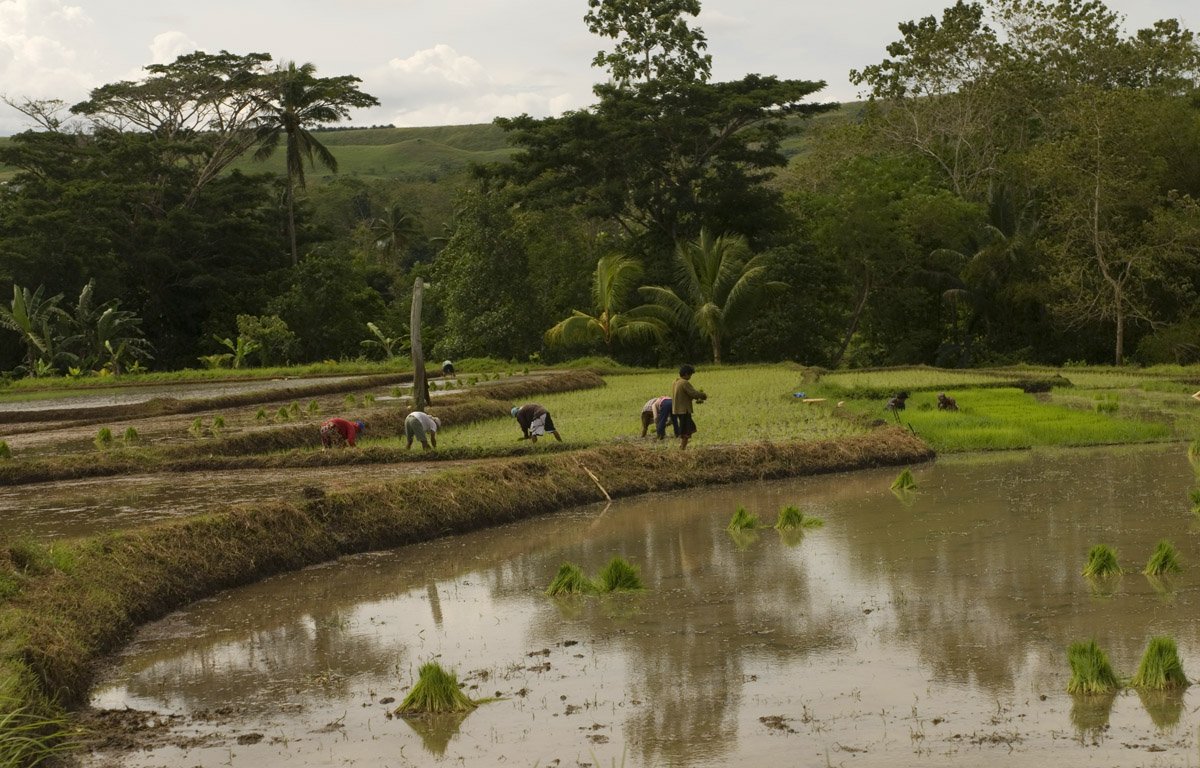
[410,277,426,412]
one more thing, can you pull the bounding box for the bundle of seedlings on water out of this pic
[727,505,759,531]
[1082,544,1123,577]
[597,557,645,592]
[275,406,290,421]
[345,394,357,406]
[775,505,823,530]
[1131,636,1189,690]
[1144,539,1182,576]
[210,416,225,436]
[1189,439,1200,465]
[254,407,268,421]
[891,469,917,491]
[545,563,598,596]
[1067,639,1120,694]
[0,440,10,459]
[188,417,203,435]
[308,400,321,414]
[1188,487,1200,514]
[395,662,477,714]
[364,393,376,406]
[94,427,113,449]
[289,402,301,418]
[122,426,139,443]
[392,386,403,397]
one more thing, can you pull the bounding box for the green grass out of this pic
[597,557,645,592]
[1131,637,1189,690]
[1144,540,1182,576]
[727,505,759,531]
[775,505,823,529]
[1082,544,1123,577]
[395,662,477,714]
[1067,639,1120,694]
[545,563,598,596]
[0,693,78,766]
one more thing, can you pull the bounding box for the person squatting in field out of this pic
[512,403,563,443]
[937,392,958,411]
[320,417,365,449]
[671,364,706,450]
[405,410,440,450]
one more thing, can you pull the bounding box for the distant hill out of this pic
[0,103,863,184]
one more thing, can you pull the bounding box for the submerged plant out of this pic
[1144,540,1182,576]
[188,417,203,436]
[545,563,597,596]
[891,469,917,491]
[1067,639,1120,694]
[1131,636,1189,690]
[94,427,113,448]
[775,505,823,530]
[1082,544,1123,577]
[597,557,645,592]
[727,505,759,531]
[0,441,10,459]
[122,427,139,443]
[308,399,321,414]
[254,407,267,421]
[395,662,477,714]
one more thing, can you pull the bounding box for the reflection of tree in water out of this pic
[1069,692,1116,741]
[1136,688,1186,732]
[400,711,470,756]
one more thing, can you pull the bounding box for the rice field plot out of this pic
[848,388,1172,453]
[426,366,865,450]
[816,368,1014,399]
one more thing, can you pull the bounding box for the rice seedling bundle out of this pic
[1144,540,1182,576]
[1131,636,1189,690]
[364,393,376,406]
[122,427,139,442]
[1189,439,1200,465]
[891,469,917,491]
[275,406,290,421]
[1082,544,1123,577]
[254,407,267,421]
[1067,639,1120,694]
[775,505,823,530]
[0,441,10,459]
[188,417,203,435]
[308,400,321,413]
[545,563,597,596]
[289,402,301,417]
[395,662,477,714]
[598,556,645,592]
[1189,487,1200,514]
[727,505,759,531]
[345,394,357,406]
[391,386,403,397]
[95,427,112,445]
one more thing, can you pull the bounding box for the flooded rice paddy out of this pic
[85,444,1200,767]
[0,376,364,412]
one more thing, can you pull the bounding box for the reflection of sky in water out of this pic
[88,444,1200,767]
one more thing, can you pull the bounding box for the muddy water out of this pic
[85,444,1200,767]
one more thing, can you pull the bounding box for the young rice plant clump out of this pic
[0,440,10,459]
[727,505,759,531]
[1131,636,1189,690]
[394,661,477,714]
[891,469,917,491]
[123,426,139,443]
[254,407,267,421]
[188,417,203,435]
[1189,487,1200,514]
[598,557,645,592]
[1067,639,1120,694]
[289,402,301,418]
[276,406,290,421]
[1082,544,1123,577]
[775,505,823,530]
[545,563,598,596]
[94,427,113,448]
[1144,539,1182,576]
[308,399,321,414]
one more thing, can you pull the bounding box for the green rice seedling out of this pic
[774,505,823,530]
[597,556,645,592]
[0,695,77,766]
[254,407,267,421]
[275,406,290,421]
[1082,544,1123,577]
[727,505,759,531]
[0,441,10,459]
[364,393,376,406]
[211,415,225,430]
[545,563,598,596]
[308,399,321,414]
[1188,487,1200,513]
[123,426,139,443]
[345,394,357,406]
[1066,639,1120,694]
[522,368,529,375]
[468,376,478,386]
[395,661,477,714]
[94,427,113,448]
[1144,540,1182,576]
[188,417,203,435]
[289,402,301,417]
[392,386,403,397]
[891,469,917,491]
[1131,636,1189,690]
[1188,439,1200,465]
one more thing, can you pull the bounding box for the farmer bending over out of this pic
[442,360,455,377]
[937,392,958,411]
[404,410,440,451]
[671,364,706,450]
[320,418,365,449]
[640,396,669,437]
[884,392,909,423]
[513,403,562,443]
[655,396,676,440]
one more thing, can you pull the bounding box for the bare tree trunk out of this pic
[1114,292,1124,366]
[287,177,298,267]
[830,263,871,368]
[411,277,427,411]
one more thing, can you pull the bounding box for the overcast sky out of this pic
[0,0,1194,135]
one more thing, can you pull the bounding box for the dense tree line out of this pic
[2,0,1200,376]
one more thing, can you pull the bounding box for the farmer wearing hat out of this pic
[512,403,563,443]
[320,417,365,449]
[404,410,441,451]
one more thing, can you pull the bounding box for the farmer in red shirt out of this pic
[320,418,365,449]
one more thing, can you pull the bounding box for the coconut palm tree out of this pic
[0,284,68,375]
[544,255,667,353]
[253,61,379,266]
[640,229,786,364]
[370,204,421,266]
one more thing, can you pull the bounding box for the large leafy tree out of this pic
[640,230,786,364]
[584,0,711,84]
[252,61,379,266]
[545,255,667,353]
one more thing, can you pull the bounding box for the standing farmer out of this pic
[320,418,365,449]
[512,403,563,444]
[671,364,706,450]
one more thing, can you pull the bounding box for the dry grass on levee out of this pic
[433,367,867,450]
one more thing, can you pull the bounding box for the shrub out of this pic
[1067,639,1119,694]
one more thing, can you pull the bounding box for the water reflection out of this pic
[88,444,1200,767]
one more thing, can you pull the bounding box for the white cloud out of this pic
[148,30,200,65]
[0,0,94,131]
